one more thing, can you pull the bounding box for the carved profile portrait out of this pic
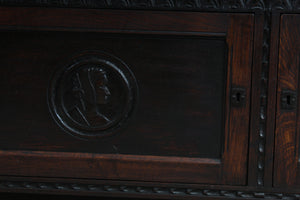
[49,53,137,138]
[66,67,112,127]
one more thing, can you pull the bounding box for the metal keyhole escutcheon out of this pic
[231,87,246,107]
[281,89,297,111]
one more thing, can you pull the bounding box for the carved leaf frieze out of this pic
[270,0,300,10]
[0,0,268,10]
[1,0,300,10]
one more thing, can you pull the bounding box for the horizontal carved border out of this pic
[0,0,268,11]
[0,0,299,11]
[1,180,300,199]
[270,0,300,10]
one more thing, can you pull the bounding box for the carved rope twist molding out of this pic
[0,180,300,199]
[256,11,271,187]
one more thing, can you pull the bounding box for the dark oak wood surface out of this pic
[247,13,265,187]
[274,14,300,188]
[0,31,227,158]
[0,7,228,33]
[1,2,300,200]
[265,12,281,188]
[0,7,254,186]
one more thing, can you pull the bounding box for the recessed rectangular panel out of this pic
[0,9,253,185]
[0,31,227,159]
[274,14,300,187]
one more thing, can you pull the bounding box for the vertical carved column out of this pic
[257,10,271,186]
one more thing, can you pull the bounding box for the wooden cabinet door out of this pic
[274,14,300,188]
[0,7,253,185]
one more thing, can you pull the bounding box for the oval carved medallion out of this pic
[48,52,138,139]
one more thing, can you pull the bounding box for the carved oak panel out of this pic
[1,32,226,158]
[0,8,253,185]
[274,14,300,188]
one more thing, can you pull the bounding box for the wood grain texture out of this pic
[247,13,265,187]
[0,31,226,158]
[0,150,221,183]
[222,14,254,185]
[0,2,298,199]
[274,14,300,187]
[264,12,281,188]
[0,8,254,186]
[0,7,228,33]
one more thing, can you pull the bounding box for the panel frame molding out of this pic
[0,0,299,195]
[273,13,300,188]
[0,7,254,185]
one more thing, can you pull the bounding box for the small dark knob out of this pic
[281,89,297,111]
[231,88,246,107]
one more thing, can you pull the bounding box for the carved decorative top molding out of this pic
[0,0,299,11]
[270,0,300,10]
[0,0,268,11]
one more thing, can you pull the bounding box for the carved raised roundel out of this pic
[48,52,138,139]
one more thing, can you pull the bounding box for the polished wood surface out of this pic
[274,14,300,188]
[0,32,227,158]
[0,8,253,186]
[0,3,299,200]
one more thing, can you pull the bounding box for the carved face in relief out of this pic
[70,67,112,126]
[73,67,111,105]
[94,69,111,104]
[49,52,138,139]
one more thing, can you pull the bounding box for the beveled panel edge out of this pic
[0,150,222,184]
[0,150,221,164]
